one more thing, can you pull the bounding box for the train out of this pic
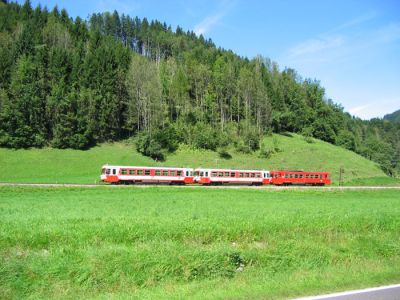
[100,165,331,186]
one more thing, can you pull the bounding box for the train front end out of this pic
[100,165,120,183]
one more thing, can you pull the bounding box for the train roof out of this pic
[101,165,192,170]
[270,170,329,174]
[194,168,269,173]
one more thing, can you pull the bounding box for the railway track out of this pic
[1,182,400,189]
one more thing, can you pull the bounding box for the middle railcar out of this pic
[194,168,272,185]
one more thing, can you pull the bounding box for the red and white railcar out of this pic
[270,170,330,186]
[194,168,272,185]
[100,165,194,184]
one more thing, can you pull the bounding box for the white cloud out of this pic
[282,13,380,65]
[376,23,400,43]
[287,35,344,59]
[348,99,399,120]
[348,103,373,115]
[193,0,236,36]
[279,14,400,120]
[326,11,378,33]
[194,13,225,35]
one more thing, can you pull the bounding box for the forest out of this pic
[0,1,399,176]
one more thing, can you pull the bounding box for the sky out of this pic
[18,0,400,119]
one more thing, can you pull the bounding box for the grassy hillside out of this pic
[1,186,400,299]
[0,134,388,184]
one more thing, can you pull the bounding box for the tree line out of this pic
[0,1,399,175]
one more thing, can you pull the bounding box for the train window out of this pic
[239,173,243,177]
[186,171,189,176]
[177,171,182,176]
[121,169,127,175]
[106,169,110,175]
[218,172,223,177]
[200,172,204,177]
[112,169,116,175]
[170,171,176,176]
[162,170,168,176]
[305,174,309,178]
[137,170,143,175]
[190,171,193,176]
[145,170,150,176]
[319,175,323,179]
[294,174,298,178]
[284,174,289,178]
[155,170,161,176]
[251,173,255,178]
[245,173,249,178]
[230,172,235,177]
[212,172,217,177]
[299,174,303,178]
[256,173,261,178]
[205,172,209,176]
[129,170,135,175]
[224,172,229,177]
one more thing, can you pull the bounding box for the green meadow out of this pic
[0,134,389,185]
[1,186,399,299]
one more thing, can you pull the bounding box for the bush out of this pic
[301,126,314,144]
[259,142,273,159]
[191,122,219,151]
[218,147,232,159]
[136,131,165,161]
[234,140,251,154]
[336,130,356,151]
[156,124,179,152]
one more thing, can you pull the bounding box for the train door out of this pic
[262,171,271,184]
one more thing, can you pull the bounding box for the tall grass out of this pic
[1,187,399,299]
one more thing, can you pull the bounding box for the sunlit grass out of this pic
[0,187,399,299]
[0,134,386,184]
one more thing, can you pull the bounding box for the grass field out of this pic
[1,186,399,299]
[0,134,389,185]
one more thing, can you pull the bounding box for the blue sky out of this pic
[19,0,400,119]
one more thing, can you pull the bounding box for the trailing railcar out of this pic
[270,170,330,186]
[194,168,272,185]
[100,165,194,184]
